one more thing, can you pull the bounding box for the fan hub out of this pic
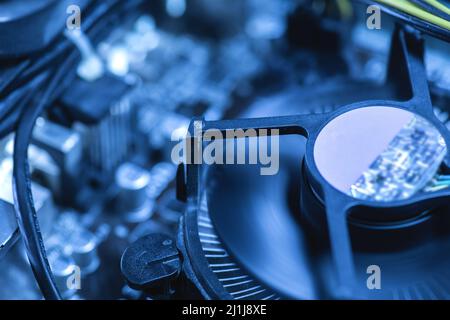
[313,106,446,202]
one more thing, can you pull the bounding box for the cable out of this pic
[0,91,34,139]
[409,0,450,20]
[0,60,31,97]
[424,0,450,15]
[13,54,78,300]
[374,0,450,30]
[0,72,50,139]
[357,0,450,42]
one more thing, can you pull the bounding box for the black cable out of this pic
[13,55,77,300]
[0,72,49,138]
[0,60,31,97]
[0,92,34,139]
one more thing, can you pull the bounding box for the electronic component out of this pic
[46,247,78,298]
[59,74,131,125]
[59,74,133,175]
[46,212,101,288]
[0,153,56,258]
[31,118,82,199]
[114,162,153,223]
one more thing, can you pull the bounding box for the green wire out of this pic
[424,0,450,15]
[374,0,450,30]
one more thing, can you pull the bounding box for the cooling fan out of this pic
[171,26,450,300]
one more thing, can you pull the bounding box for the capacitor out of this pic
[50,213,100,276]
[69,229,100,275]
[115,162,153,223]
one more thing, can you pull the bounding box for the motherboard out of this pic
[1,0,450,301]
